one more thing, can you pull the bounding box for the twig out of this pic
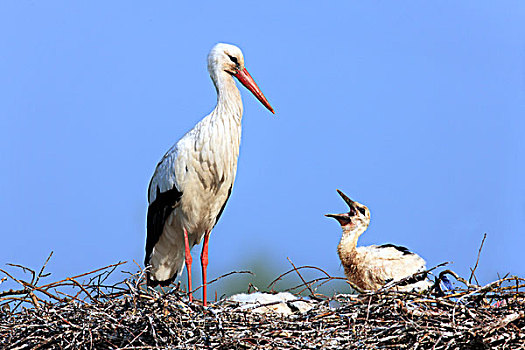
[286,257,317,299]
[35,251,54,286]
[268,265,331,290]
[190,270,254,294]
[469,233,486,284]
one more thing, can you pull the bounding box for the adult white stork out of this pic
[326,190,432,292]
[145,43,274,305]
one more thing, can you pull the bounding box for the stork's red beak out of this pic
[234,67,275,114]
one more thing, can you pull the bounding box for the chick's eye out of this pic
[358,207,366,215]
[228,55,238,64]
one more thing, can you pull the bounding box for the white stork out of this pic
[326,190,432,292]
[145,43,274,305]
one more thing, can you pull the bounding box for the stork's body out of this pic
[327,190,432,292]
[145,44,274,305]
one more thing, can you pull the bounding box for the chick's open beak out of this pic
[325,213,352,226]
[336,189,356,209]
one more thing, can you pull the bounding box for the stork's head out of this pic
[325,190,371,237]
[208,43,245,76]
[208,43,274,114]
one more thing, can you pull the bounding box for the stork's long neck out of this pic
[338,225,367,258]
[200,69,243,178]
[212,71,243,123]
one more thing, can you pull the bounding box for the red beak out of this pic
[234,67,275,114]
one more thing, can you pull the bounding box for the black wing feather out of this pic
[377,243,414,255]
[396,271,428,286]
[145,186,182,267]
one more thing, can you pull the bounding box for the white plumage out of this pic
[145,43,274,305]
[326,190,432,292]
[229,292,313,315]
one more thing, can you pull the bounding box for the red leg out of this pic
[183,228,193,302]
[200,230,211,306]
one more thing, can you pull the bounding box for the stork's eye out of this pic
[228,55,238,64]
[358,207,366,215]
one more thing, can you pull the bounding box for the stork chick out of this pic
[326,190,432,292]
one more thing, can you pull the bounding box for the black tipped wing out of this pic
[396,271,428,286]
[145,186,183,267]
[377,244,414,255]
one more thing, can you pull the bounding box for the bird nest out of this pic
[1,253,524,349]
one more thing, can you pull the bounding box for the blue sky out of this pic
[1,2,524,293]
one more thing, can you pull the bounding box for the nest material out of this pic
[1,255,524,349]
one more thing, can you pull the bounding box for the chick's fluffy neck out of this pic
[337,223,368,260]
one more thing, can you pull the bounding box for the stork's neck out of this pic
[338,225,367,253]
[211,71,243,122]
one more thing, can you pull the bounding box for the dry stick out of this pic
[27,291,41,309]
[286,257,319,299]
[55,290,89,305]
[481,311,525,335]
[130,264,149,291]
[38,261,127,290]
[452,278,504,326]
[268,265,332,290]
[316,276,349,286]
[89,261,121,286]
[34,251,54,286]
[469,233,487,285]
[0,287,37,298]
[22,281,63,303]
[132,259,144,273]
[365,295,373,327]
[439,270,478,292]
[6,264,37,284]
[50,272,115,302]
[285,276,353,295]
[126,325,150,347]
[268,266,352,294]
[0,296,33,305]
[128,263,147,297]
[0,267,40,310]
[190,270,253,294]
[33,334,60,350]
[284,276,339,293]
[485,278,524,292]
